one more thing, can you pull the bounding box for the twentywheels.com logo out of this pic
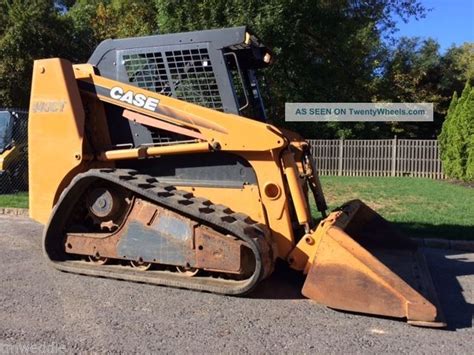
[285,103,433,122]
[0,342,67,354]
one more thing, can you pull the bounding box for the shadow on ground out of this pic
[394,221,474,329]
[426,249,474,330]
[250,248,473,330]
[393,222,474,240]
[250,260,305,300]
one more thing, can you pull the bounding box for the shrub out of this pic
[438,81,474,181]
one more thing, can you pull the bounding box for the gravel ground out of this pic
[1,215,473,354]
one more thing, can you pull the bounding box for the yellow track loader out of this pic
[29,27,445,327]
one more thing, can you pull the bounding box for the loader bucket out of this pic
[302,200,446,327]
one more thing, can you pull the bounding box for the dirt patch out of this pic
[444,179,474,188]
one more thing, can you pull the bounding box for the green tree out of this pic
[439,82,473,180]
[460,87,474,180]
[65,0,106,59]
[466,94,474,180]
[1,0,468,144]
[441,43,474,89]
[66,0,159,58]
[154,0,427,138]
[0,0,77,107]
[438,91,458,164]
[376,37,448,138]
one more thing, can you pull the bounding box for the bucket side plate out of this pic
[301,200,446,328]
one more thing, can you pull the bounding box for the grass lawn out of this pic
[312,176,474,240]
[0,192,28,209]
[0,178,472,240]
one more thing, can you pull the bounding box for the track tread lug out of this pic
[213,204,233,214]
[232,212,255,224]
[99,168,116,173]
[117,174,137,181]
[174,191,193,198]
[199,206,214,214]
[178,199,193,206]
[221,215,237,223]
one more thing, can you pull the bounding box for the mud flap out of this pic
[301,200,446,328]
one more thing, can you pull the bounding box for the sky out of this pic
[395,0,474,52]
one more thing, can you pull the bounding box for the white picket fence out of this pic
[308,138,445,179]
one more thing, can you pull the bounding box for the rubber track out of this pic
[43,168,275,296]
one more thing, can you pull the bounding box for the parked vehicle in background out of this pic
[0,109,28,194]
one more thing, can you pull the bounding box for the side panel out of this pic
[171,153,297,260]
[28,59,86,223]
[119,152,257,187]
[244,152,296,257]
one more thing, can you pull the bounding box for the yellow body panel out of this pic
[28,59,86,223]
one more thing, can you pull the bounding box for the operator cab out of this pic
[89,26,272,123]
[0,111,14,154]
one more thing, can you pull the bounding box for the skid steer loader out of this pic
[29,27,445,327]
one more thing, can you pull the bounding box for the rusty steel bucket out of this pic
[302,200,446,328]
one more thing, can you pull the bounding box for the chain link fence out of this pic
[0,109,28,195]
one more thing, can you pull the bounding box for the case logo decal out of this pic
[110,87,159,112]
